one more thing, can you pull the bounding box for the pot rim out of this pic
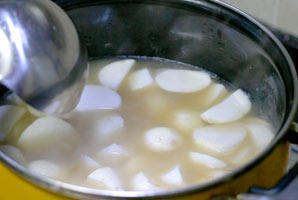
[0,0,297,199]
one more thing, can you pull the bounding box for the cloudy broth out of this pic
[0,57,274,191]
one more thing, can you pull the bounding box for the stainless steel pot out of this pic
[0,0,297,199]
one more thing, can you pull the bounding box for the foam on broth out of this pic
[0,57,274,191]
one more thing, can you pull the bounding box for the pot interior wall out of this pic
[0,1,296,200]
[61,0,295,132]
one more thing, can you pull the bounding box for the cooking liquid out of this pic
[1,57,274,191]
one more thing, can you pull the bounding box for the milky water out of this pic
[1,57,274,191]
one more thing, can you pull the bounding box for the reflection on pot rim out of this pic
[0,0,297,199]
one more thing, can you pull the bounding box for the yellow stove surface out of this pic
[0,163,71,200]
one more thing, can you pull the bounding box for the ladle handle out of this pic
[237,122,298,200]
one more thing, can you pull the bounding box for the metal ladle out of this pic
[0,0,88,115]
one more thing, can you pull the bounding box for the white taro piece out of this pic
[231,148,252,166]
[210,170,228,179]
[243,117,274,150]
[201,89,251,124]
[161,165,184,185]
[28,160,61,178]
[189,152,227,169]
[77,154,100,171]
[203,83,228,106]
[172,110,203,132]
[129,68,154,90]
[75,85,122,111]
[131,172,158,191]
[144,127,182,151]
[155,69,211,93]
[193,124,246,154]
[87,167,123,191]
[98,59,135,90]
[99,143,129,161]
[121,156,146,175]
[92,114,124,138]
[17,116,78,154]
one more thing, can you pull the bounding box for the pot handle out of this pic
[237,122,298,200]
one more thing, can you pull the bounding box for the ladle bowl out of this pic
[0,0,88,115]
